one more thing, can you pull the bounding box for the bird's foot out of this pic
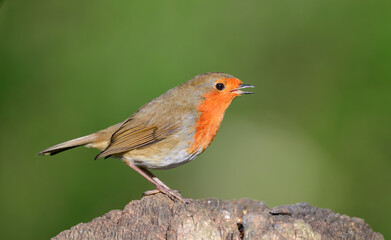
[143,188,192,204]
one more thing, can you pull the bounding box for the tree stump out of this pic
[52,194,383,240]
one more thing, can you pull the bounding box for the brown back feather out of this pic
[95,118,179,159]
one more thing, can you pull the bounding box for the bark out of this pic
[53,194,383,240]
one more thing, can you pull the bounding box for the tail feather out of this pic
[38,134,97,156]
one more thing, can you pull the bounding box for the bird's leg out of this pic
[124,161,190,203]
[141,168,185,197]
[140,168,171,190]
[140,167,192,203]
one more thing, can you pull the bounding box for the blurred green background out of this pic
[1,0,390,239]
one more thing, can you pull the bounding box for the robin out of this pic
[39,72,254,203]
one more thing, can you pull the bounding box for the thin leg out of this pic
[124,161,190,203]
[141,167,182,199]
[140,167,172,190]
[124,161,159,187]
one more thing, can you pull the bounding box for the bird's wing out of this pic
[95,118,178,159]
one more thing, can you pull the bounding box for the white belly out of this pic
[122,140,202,170]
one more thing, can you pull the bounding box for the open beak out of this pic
[231,84,255,95]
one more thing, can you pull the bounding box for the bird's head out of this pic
[181,72,254,153]
[184,72,254,107]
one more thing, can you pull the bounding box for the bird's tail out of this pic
[38,123,121,156]
[38,133,99,156]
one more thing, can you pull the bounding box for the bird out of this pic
[38,72,254,203]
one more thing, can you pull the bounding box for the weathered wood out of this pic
[52,194,383,240]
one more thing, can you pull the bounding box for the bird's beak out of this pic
[231,84,255,95]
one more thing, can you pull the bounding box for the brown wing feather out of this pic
[95,118,178,159]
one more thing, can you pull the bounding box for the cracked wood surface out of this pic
[52,194,383,240]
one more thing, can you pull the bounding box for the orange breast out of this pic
[188,90,236,154]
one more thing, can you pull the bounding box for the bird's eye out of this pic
[215,83,225,91]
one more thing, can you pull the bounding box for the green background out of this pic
[1,0,390,239]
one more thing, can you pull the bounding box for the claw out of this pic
[143,189,161,196]
[143,188,192,204]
